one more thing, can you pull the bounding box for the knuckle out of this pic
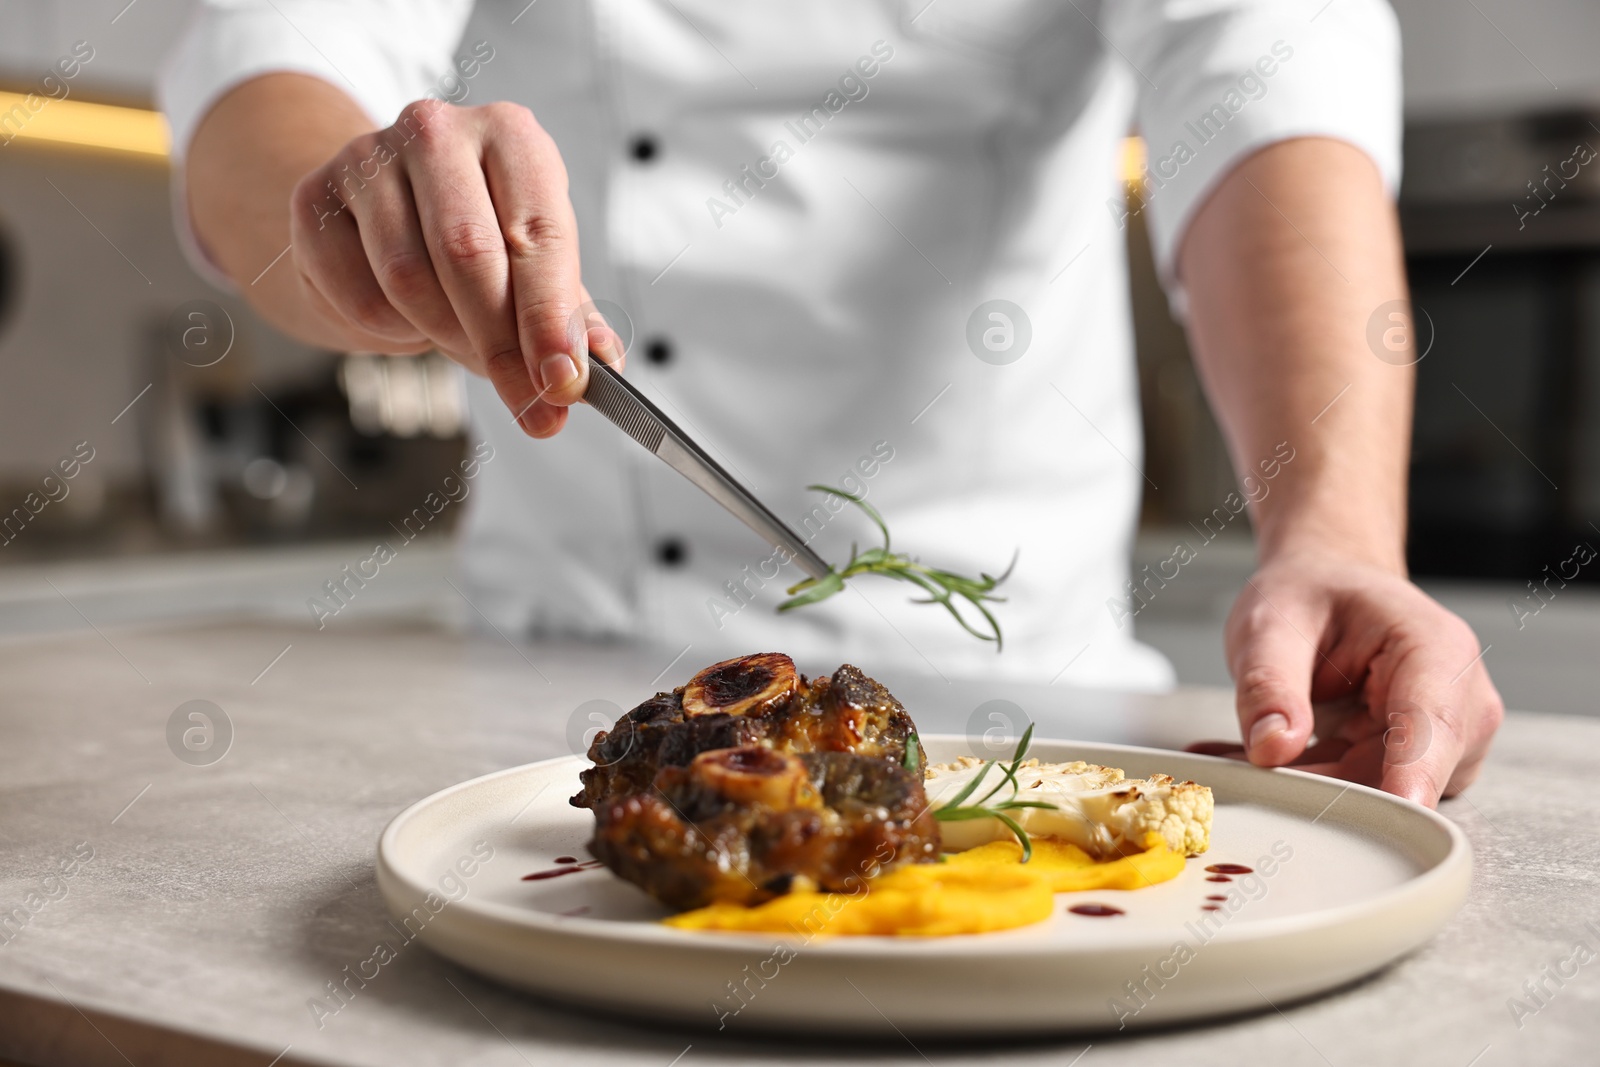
[486,99,538,130]
[1478,690,1506,738]
[289,169,320,209]
[322,139,378,190]
[1228,595,1279,637]
[487,102,556,157]
[1384,620,1440,669]
[481,345,530,388]
[1428,705,1465,753]
[1486,692,1506,729]
[518,295,577,353]
[290,170,342,226]
[1392,705,1462,778]
[1422,600,1476,646]
[503,213,566,258]
[435,219,505,269]
[1417,602,1480,657]
[392,99,453,146]
[341,131,383,164]
[374,250,438,306]
[1448,615,1481,653]
[1236,665,1289,708]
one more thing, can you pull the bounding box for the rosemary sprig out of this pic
[777,485,1015,649]
[930,724,1056,862]
[903,733,923,774]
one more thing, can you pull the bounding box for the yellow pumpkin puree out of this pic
[946,834,1187,893]
[663,833,1185,937]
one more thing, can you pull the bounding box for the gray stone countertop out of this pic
[0,618,1595,1067]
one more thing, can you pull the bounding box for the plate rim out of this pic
[376,734,1471,959]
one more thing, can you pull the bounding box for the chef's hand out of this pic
[1186,550,1504,808]
[287,97,622,438]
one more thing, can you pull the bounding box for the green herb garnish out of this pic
[930,724,1055,863]
[777,485,1015,649]
[903,733,922,774]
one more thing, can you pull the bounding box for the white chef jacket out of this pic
[160,0,1399,689]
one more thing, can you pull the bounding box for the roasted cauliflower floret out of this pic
[925,757,1213,858]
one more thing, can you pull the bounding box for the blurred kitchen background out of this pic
[0,0,1596,714]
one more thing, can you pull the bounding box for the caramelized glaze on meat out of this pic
[573,654,916,810]
[587,747,939,910]
[571,653,937,909]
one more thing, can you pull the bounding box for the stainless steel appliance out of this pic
[1401,110,1600,579]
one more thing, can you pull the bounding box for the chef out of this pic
[159,0,1502,806]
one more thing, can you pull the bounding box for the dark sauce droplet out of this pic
[1205,894,1228,901]
[523,860,604,881]
[554,856,578,864]
[1205,875,1232,883]
[1205,863,1253,875]
[1202,905,1222,912]
[1068,903,1125,917]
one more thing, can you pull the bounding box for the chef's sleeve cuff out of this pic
[1114,0,1402,313]
[157,0,472,285]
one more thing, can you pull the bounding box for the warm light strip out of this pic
[1121,135,1147,184]
[0,90,169,160]
[0,99,1131,179]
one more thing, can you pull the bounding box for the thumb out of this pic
[1226,588,1319,766]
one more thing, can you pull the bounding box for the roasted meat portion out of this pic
[573,653,916,810]
[588,746,940,910]
[574,653,935,909]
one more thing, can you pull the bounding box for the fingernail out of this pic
[539,352,578,392]
[587,326,609,354]
[1249,712,1289,751]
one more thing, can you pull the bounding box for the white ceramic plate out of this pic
[376,735,1469,1035]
